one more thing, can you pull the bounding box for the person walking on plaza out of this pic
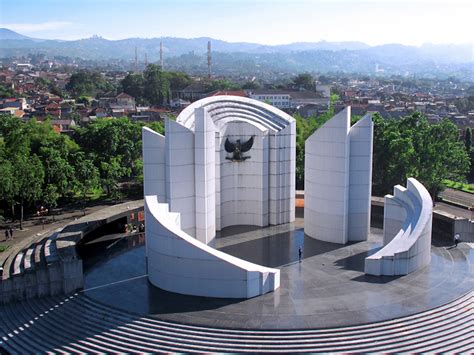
[9,227,13,240]
[298,246,303,262]
[454,233,460,247]
[4,229,9,241]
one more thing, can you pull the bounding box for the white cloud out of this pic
[1,21,73,33]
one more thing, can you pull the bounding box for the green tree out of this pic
[205,79,240,92]
[0,84,16,98]
[100,156,128,199]
[242,81,261,90]
[73,117,141,196]
[0,148,17,219]
[66,70,114,98]
[166,71,192,90]
[464,127,471,153]
[43,185,60,220]
[73,152,100,215]
[292,73,315,90]
[143,64,170,106]
[13,153,45,229]
[121,73,145,102]
[39,146,76,199]
[372,113,469,198]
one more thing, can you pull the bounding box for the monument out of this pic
[304,107,374,244]
[365,178,433,275]
[142,96,295,298]
[143,98,433,298]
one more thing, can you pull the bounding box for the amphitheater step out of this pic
[0,291,472,353]
[22,245,36,272]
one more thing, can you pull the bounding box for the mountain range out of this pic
[0,28,472,77]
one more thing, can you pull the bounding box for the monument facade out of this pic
[143,96,295,297]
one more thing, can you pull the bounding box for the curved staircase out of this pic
[1,291,472,353]
[0,227,67,304]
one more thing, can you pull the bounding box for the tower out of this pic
[207,40,212,78]
[160,41,164,69]
[134,46,138,72]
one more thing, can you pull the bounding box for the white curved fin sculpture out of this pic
[145,195,280,298]
[304,107,373,244]
[365,178,433,276]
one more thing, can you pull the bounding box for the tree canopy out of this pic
[66,70,115,98]
[292,73,315,91]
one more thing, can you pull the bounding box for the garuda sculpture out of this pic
[224,136,254,162]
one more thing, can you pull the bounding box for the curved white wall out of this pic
[365,178,433,276]
[145,195,280,298]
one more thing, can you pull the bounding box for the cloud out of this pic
[1,21,73,33]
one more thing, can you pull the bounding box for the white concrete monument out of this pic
[143,96,295,298]
[365,178,433,276]
[304,107,374,244]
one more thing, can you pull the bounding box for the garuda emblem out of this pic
[224,136,254,162]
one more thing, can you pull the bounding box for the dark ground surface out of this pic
[81,216,473,330]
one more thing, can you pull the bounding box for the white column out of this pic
[165,118,196,237]
[142,127,166,202]
[348,114,373,241]
[194,107,216,244]
[305,107,350,244]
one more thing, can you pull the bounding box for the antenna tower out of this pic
[134,46,138,72]
[207,40,212,78]
[160,41,164,69]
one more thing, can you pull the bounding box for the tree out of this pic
[464,127,471,153]
[66,70,114,98]
[166,71,191,90]
[73,152,100,215]
[13,153,44,229]
[121,73,145,102]
[73,117,141,197]
[372,113,469,198]
[39,146,76,200]
[143,64,170,106]
[205,79,240,92]
[0,148,17,219]
[43,185,60,220]
[0,84,16,98]
[100,156,128,199]
[292,73,315,91]
[242,81,261,90]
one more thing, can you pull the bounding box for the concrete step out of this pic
[78,291,472,340]
[12,251,24,276]
[28,295,120,353]
[66,293,473,352]
[44,232,59,264]
[1,291,472,353]
[0,300,45,353]
[74,297,469,351]
[22,245,36,272]
[33,237,47,268]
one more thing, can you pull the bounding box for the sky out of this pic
[0,0,473,46]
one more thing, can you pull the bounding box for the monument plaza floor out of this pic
[81,212,473,330]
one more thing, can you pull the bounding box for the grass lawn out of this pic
[0,245,9,253]
[443,179,474,194]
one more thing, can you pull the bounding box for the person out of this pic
[298,246,303,262]
[9,227,13,240]
[4,229,9,241]
[454,233,460,247]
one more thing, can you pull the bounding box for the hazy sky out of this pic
[1,0,472,46]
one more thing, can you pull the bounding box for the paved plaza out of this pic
[82,212,473,329]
